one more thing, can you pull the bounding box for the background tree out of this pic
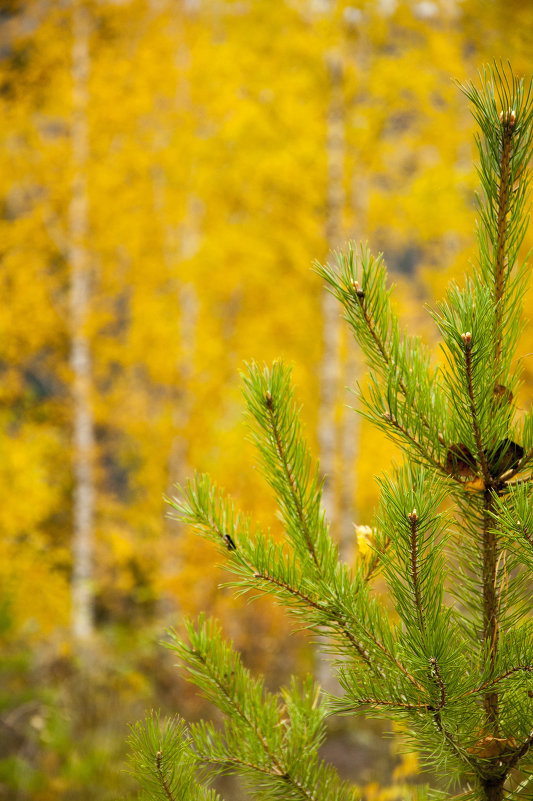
[69,0,95,645]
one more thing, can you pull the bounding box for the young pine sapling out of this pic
[129,65,533,801]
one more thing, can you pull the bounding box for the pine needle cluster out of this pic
[128,64,533,801]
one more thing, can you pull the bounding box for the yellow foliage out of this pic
[1,1,532,794]
[0,536,69,639]
[1,0,530,660]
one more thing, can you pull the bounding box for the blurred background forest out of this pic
[1,0,532,798]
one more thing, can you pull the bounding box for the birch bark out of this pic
[315,51,346,691]
[319,51,345,544]
[69,0,94,643]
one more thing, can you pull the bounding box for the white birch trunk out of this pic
[316,51,346,691]
[338,336,360,563]
[339,20,370,563]
[69,0,94,643]
[319,51,345,541]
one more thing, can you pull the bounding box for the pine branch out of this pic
[351,616,426,693]
[408,508,426,634]
[428,657,446,713]
[264,389,320,569]
[251,557,418,690]
[344,657,446,716]
[343,697,432,712]
[316,246,448,473]
[156,750,177,801]
[349,276,391,369]
[170,473,387,672]
[190,645,316,800]
[242,363,328,572]
[461,64,533,377]
[362,534,391,583]
[383,411,451,478]
[493,108,516,366]
[505,729,533,772]
[473,664,533,695]
[167,619,358,801]
[171,471,427,694]
[252,570,373,668]
[128,712,220,801]
[350,275,445,447]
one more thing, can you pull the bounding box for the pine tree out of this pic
[128,65,533,801]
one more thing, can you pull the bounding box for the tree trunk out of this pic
[319,51,345,541]
[481,779,505,801]
[338,115,369,562]
[69,0,94,644]
[338,336,359,562]
[315,51,345,691]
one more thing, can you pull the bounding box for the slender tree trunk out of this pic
[481,779,505,801]
[150,0,201,618]
[338,137,368,563]
[69,0,94,643]
[340,14,371,565]
[319,51,345,541]
[338,336,359,561]
[315,51,345,691]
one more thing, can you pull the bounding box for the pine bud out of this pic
[351,279,365,298]
[462,331,472,345]
[408,508,418,524]
[499,108,516,128]
[265,390,273,409]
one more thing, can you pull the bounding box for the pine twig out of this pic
[156,750,177,801]
[351,279,446,447]
[343,697,432,712]
[408,509,426,633]
[265,391,321,570]
[494,109,516,367]
[189,647,319,801]
[428,657,446,712]
[472,664,533,695]
[383,412,451,479]
[363,535,391,583]
[253,571,374,668]
[252,568,425,692]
